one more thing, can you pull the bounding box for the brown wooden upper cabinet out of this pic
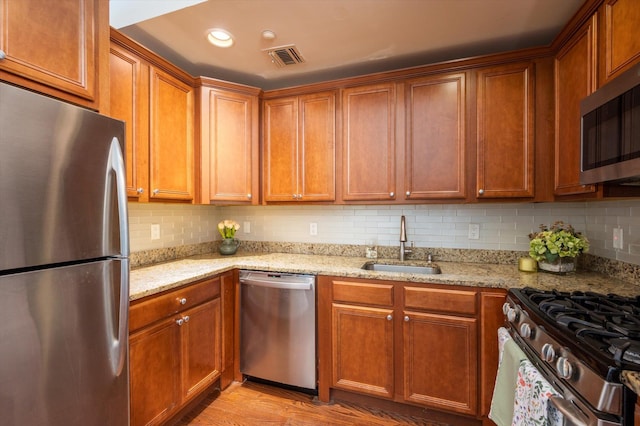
[149,68,195,202]
[110,31,195,203]
[342,83,397,201]
[263,92,336,202]
[554,15,598,197]
[476,62,535,198]
[404,73,467,200]
[199,81,260,204]
[109,43,150,201]
[0,0,107,110]
[599,0,640,85]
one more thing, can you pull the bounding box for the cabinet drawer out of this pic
[130,277,221,332]
[403,286,477,315]
[332,280,394,307]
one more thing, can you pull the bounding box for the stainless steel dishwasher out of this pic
[239,270,317,391]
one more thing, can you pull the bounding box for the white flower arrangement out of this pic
[218,219,240,239]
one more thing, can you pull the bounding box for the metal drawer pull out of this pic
[386,314,393,321]
[178,298,187,305]
[176,318,184,326]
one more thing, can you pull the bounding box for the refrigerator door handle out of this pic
[114,259,129,375]
[106,136,130,257]
[106,137,129,375]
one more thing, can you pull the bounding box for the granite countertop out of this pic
[622,371,640,395]
[130,251,640,301]
[130,251,640,395]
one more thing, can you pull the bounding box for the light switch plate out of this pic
[613,227,623,250]
[310,222,318,236]
[244,221,251,234]
[468,223,480,240]
[151,223,160,240]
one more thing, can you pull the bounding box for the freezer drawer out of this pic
[240,270,317,390]
[0,259,129,426]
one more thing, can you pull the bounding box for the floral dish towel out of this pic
[512,358,564,426]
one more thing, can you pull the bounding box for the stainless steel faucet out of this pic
[399,215,412,261]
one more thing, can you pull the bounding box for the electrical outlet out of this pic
[244,221,251,234]
[613,227,623,250]
[151,223,160,240]
[468,223,480,240]
[310,222,318,236]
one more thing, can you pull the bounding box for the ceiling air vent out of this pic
[264,45,305,67]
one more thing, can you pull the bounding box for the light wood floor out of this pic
[175,381,452,426]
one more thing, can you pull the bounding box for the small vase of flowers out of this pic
[528,221,589,273]
[217,219,240,255]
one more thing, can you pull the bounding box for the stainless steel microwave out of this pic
[580,61,640,185]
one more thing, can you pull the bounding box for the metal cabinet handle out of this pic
[405,191,410,196]
[478,189,485,195]
[178,297,187,305]
[247,193,252,199]
[404,316,410,322]
[137,187,144,194]
[0,50,5,60]
[386,314,393,321]
[153,189,160,195]
[176,318,184,326]
[389,192,394,197]
[183,315,190,323]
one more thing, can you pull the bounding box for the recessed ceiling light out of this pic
[261,30,276,40]
[207,28,234,48]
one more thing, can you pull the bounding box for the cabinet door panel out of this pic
[555,17,598,196]
[0,0,96,101]
[477,63,534,198]
[109,44,150,201]
[601,0,640,83]
[406,73,466,199]
[264,98,298,201]
[183,298,221,399]
[201,89,257,203]
[342,84,396,201]
[130,317,181,426]
[332,304,394,399]
[479,290,507,417]
[299,92,336,201]
[149,68,194,201]
[403,311,477,415]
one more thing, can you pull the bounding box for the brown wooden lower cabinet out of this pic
[318,275,505,421]
[129,274,228,426]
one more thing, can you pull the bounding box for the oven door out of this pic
[497,328,621,426]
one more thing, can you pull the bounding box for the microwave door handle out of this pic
[548,395,589,426]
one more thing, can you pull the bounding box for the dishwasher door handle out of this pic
[240,278,313,291]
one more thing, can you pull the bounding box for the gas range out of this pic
[504,287,640,425]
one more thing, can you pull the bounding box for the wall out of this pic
[128,199,640,266]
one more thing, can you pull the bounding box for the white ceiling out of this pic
[112,0,586,90]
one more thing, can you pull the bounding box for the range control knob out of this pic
[502,302,511,315]
[519,323,534,339]
[556,357,573,379]
[541,343,556,362]
[506,307,519,323]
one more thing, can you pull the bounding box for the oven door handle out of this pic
[548,395,589,426]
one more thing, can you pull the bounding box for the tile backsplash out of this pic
[128,200,640,267]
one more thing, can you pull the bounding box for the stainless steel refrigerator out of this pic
[0,82,130,425]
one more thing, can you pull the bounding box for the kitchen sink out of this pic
[361,262,441,274]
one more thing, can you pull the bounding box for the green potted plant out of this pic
[528,221,589,273]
